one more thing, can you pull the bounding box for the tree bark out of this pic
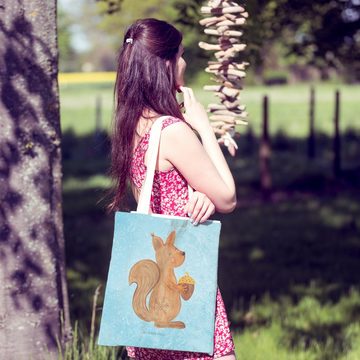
[0,0,71,358]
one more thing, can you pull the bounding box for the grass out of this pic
[232,289,360,360]
[59,81,360,137]
[59,83,115,135]
[59,80,360,359]
[57,287,360,359]
[56,321,122,360]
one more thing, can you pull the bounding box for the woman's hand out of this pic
[184,191,216,225]
[179,86,212,134]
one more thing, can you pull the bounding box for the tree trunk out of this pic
[0,0,71,359]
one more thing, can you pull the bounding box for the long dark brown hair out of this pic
[107,18,185,212]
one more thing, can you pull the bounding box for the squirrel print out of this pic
[129,230,194,329]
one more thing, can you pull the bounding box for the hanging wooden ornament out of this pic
[199,0,249,156]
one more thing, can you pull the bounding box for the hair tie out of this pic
[126,38,134,44]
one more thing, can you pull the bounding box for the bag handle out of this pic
[137,116,193,214]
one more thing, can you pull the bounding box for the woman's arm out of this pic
[161,121,236,213]
[197,125,236,202]
[162,86,236,213]
[182,86,236,211]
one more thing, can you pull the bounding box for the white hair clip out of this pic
[126,38,134,44]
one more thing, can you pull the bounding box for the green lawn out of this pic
[59,82,360,137]
[59,81,360,359]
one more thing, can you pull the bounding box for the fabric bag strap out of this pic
[137,115,193,214]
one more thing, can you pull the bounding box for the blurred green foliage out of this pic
[58,6,78,72]
[263,69,289,85]
[85,0,360,82]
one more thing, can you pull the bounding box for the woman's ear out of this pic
[166,59,170,69]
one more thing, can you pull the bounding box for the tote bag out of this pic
[97,115,221,355]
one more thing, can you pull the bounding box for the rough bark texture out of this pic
[0,0,71,358]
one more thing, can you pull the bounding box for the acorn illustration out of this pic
[178,272,195,300]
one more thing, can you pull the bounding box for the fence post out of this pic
[259,95,272,201]
[93,94,103,150]
[333,90,341,177]
[95,94,102,135]
[308,86,315,158]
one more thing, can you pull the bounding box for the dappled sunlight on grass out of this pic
[233,322,319,360]
[232,289,360,359]
[63,175,111,192]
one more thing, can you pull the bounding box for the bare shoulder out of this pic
[160,118,200,154]
[160,118,204,162]
[161,117,195,138]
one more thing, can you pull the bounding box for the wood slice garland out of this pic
[199,0,249,156]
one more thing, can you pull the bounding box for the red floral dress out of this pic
[128,115,236,359]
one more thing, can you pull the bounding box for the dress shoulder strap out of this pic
[160,116,183,131]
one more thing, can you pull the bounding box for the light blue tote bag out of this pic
[97,116,221,355]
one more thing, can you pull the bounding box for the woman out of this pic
[108,18,237,360]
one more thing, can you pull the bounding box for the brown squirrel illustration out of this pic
[129,230,195,329]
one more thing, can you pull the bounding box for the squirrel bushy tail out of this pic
[129,259,160,322]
